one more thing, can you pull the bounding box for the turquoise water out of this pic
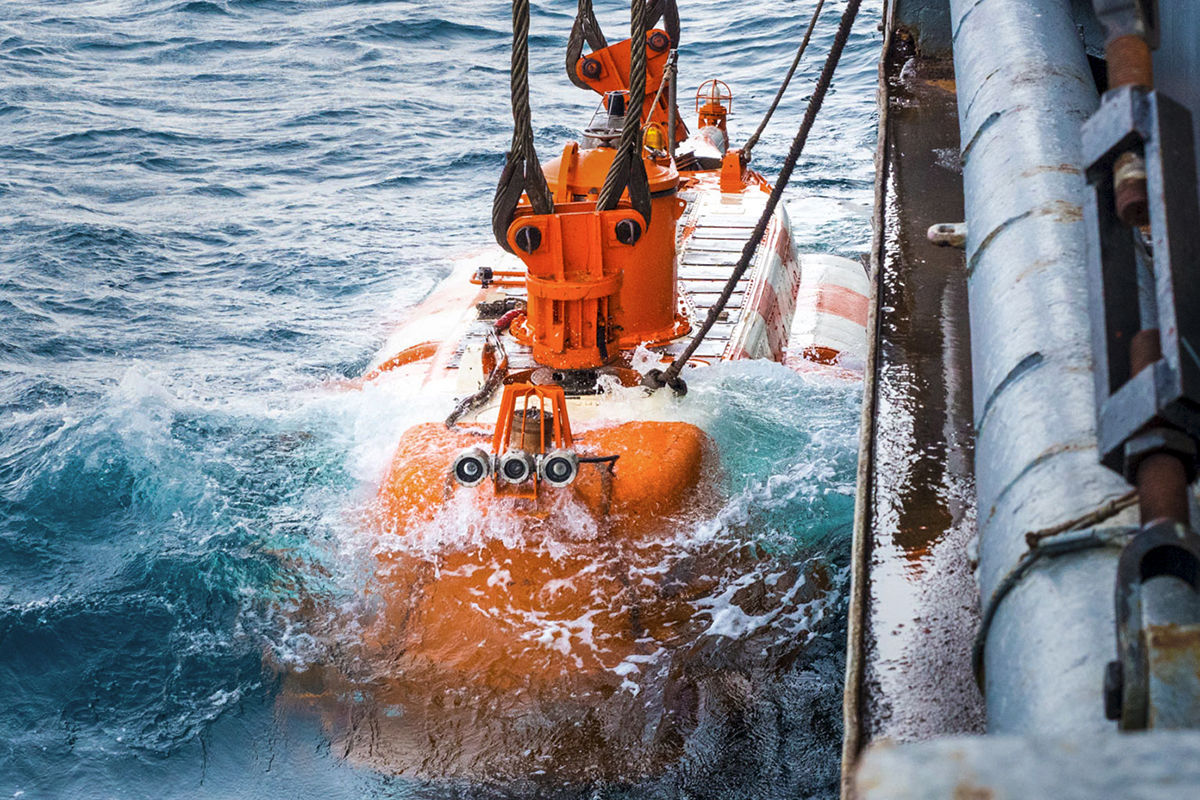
[0,1,879,797]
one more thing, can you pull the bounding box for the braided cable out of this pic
[597,0,652,223]
[492,0,553,251]
[566,0,609,89]
[743,0,826,158]
[652,0,863,392]
[646,0,681,47]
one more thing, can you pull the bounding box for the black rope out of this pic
[743,0,826,159]
[647,0,863,395]
[492,0,554,253]
[566,0,608,90]
[597,0,653,225]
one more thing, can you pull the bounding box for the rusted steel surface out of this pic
[1146,622,1200,729]
[1126,330,1192,527]
[1137,452,1192,526]
[1107,34,1154,89]
[843,14,984,775]
[1098,5,1153,228]
[855,730,1200,798]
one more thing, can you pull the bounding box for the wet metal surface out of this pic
[852,34,985,746]
[1147,622,1200,729]
[855,730,1200,798]
[952,0,1132,734]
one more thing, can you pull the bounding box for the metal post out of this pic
[667,48,677,158]
[949,0,1131,733]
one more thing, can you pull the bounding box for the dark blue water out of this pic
[0,1,880,797]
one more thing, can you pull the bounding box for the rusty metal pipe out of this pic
[1104,23,1154,227]
[1106,34,1154,90]
[1129,329,1192,527]
[1130,327,1162,374]
[1137,453,1190,526]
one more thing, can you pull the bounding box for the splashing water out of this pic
[0,1,879,797]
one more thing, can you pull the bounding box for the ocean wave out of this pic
[354,18,504,44]
[0,0,883,795]
[170,0,234,15]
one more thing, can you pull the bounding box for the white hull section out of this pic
[359,172,866,425]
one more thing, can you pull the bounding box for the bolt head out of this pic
[515,226,542,254]
[615,218,642,245]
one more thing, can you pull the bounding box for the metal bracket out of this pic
[1082,86,1200,477]
[1092,0,1160,48]
[1108,521,1200,729]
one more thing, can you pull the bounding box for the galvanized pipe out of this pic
[950,0,1132,733]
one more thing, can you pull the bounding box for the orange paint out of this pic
[719,147,747,193]
[810,284,870,326]
[372,418,717,687]
[695,78,732,134]
[332,340,439,389]
[574,30,689,145]
[508,145,688,368]
[469,268,525,289]
[377,419,711,540]
[363,341,439,379]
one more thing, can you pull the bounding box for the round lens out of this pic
[546,457,570,482]
[503,459,527,481]
[457,459,482,482]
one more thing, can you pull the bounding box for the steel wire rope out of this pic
[492,0,554,252]
[970,490,1140,688]
[645,0,863,395]
[566,0,609,90]
[742,0,827,159]
[646,0,681,49]
[596,0,654,225]
[567,0,678,88]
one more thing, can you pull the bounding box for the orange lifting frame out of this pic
[508,140,686,370]
[507,200,632,369]
[491,383,573,500]
[574,30,689,145]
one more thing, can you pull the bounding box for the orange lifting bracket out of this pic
[574,30,688,145]
[506,202,635,369]
[506,142,687,370]
[720,148,748,193]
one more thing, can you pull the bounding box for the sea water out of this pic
[0,1,880,797]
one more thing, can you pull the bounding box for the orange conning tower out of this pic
[507,141,687,369]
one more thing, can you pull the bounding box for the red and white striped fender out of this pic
[784,253,869,371]
[724,208,803,362]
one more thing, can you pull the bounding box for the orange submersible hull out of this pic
[279,1,869,782]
